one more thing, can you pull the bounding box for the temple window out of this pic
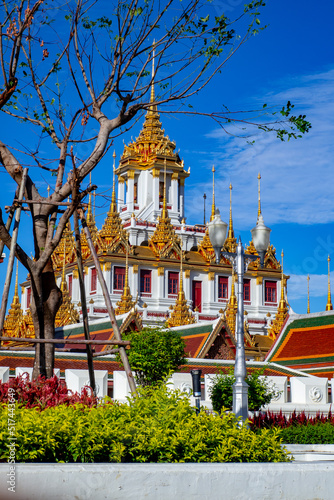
[218,276,228,301]
[168,271,179,296]
[90,267,97,294]
[134,181,138,204]
[140,269,152,295]
[265,280,277,303]
[244,279,251,302]
[27,287,31,308]
[113,266,125,293]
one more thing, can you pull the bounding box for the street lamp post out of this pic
[208,208,271,422]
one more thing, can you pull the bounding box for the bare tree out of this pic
[0,0,310,378]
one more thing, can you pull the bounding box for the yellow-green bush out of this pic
[0,386,290,463]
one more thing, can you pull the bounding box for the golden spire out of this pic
[326,255,333,311]
[257,172,262,217]
[167,247,195,327]
[210,165,216,221]
[99,151,130,254]
[307,274,310,314]
[115,247,134,315]
[149,158,181,258]
[268,250,289,340]
[55,242,79,328]
[148,41,157,114]
[224,183,237,253]
[112,150,116,207]
[13,259,20,306]
[162,158,168,220]
[225,268,237,335]
[86,173,94,225]
[3,260,24,339]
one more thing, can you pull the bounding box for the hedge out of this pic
[0,385,290,463]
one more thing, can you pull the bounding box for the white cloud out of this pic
[288,272,333,301]
[185,68,334,230]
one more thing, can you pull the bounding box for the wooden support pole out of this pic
[78,210,137,394]
[0,169,28,344]
[0,204,16,258]
[73,208,96,395]
[0,336,130,345]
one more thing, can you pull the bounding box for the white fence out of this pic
[2,368,334,415]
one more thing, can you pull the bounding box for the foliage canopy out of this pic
[209,368,277,413]
[119,327,186,386]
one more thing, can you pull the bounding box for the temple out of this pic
[3,84,290,358]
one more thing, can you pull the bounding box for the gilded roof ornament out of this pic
[99,152,131,255]
[149,159,182,259]
[326,255,333,311]
[2,261,34,344]
[167,248,195,327]
[55,244,80,328]
[268,250,289,340]
[115,249,135,316]
[52,216,76,271]
[223,183,237,253]
[3,260,24,336]
[80,175,103,259]
[210,165,216,222]
[225,268,237,336]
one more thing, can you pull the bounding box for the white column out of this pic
[171,173,178,213]
[184,270,191,304]
[180,178,185,219]
[207,273,215,305]
[118,176,125,209]
[152,168,160,213]
[127,171,135,213]
[157,267,165,299]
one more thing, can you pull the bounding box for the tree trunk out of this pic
[31,268,62,379]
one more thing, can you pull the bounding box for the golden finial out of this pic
[93,190,96,219]
[225,267,237,336]
[257,172,261,217]
[87,173,93,223]
[210,165,215,222]
[112,150,116,204]
[326,255,333,311]
[14,259,19,301]
[167,242,195,327]
[47,185,50,197]
[224,183,236,252]
[307,275,310,314]
[60,241,67,293]
[150,41,156,104]
[115,245,134,315]
[161,157,168,219]
[268,249,288,340]
[280,250,284,302]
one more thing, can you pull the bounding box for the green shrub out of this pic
[209,368,277,413]
[118,327,186,386]
[0,386,290,463]
[279,423,334,444]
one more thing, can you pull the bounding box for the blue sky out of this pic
[1,0,333,315]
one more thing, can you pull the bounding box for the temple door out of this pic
[192,281,202,312]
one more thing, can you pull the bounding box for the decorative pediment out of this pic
[264,244,281,270]
[148,212,181,259]
[52,222,76,271]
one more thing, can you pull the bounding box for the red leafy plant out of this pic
[250,409,334,430]
[0,374,99,410]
